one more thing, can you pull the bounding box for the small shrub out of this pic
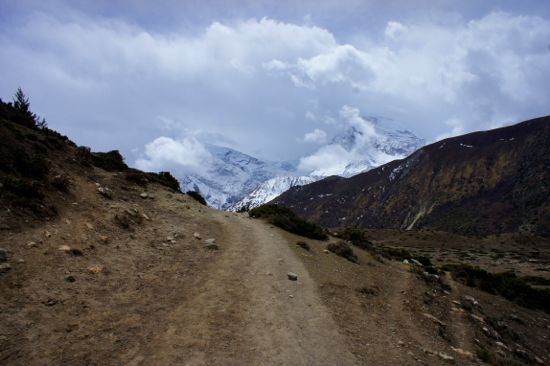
[379,247,412,261]
[442,263,550,313]
[249,204,328,240]
[51,174,70,192]
[326,241,358,263]
[151,171,180,191]
[3,178,43,199]
[13,150,49,179]
[337,228,373,250]
[125,169,149,186]
[295,241,310,251]
[91,150,127,171]
[187,191,207,206]
[413,255,433,266]
[75,146,93,166]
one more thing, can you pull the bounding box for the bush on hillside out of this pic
[152,171,180,192]
[249,204,328,240]
[187,191,207,206]
[326,241,358,263]
[336,228,373,250]
[441,263,550,313]
[91,150,128,171]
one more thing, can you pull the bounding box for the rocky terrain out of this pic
[1,101,550,365]
[274,116,550,236]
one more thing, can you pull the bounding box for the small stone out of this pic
[58,245,71,252]
[422,313,446,327]
[85,223,94,230]
[0,248,7,262]
[97,186,112,199]
[27,241,37,248]
[99,235,109,243]
[403,259,409,264]
[287,272,298,281]
[140,192,148,199]
[166,236,175,242]
[17,259,24,263]
[289,294,294,298]
[193,232,202,239]
[45,230,52,238]
[88,265,103,274]
[323,249,330,254]
[437,352,454,363]
[65,219,71,225]
[142,213,150,221]
[398,340,405,346]
[410,258,423,266]
[204,238,216,244]
[0,263,11,273]
[451,347,473,358]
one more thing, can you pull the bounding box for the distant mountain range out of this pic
[273,116,550,236]
[179,116,424,210]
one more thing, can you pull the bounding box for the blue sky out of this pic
[1,0,549,174]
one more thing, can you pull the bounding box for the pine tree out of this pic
[12,87,38,128]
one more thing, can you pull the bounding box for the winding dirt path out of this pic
[130,210,358,366]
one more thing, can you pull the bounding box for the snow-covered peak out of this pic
[228,175,318,211]
[180,145,295,209]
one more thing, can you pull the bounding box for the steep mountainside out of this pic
[274,117,550,236]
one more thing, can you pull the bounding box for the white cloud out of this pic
[298,144,354,176]
[135,136,212,173]
[303,128,327,143]
[385,21,407,39]
[0,10,549,164]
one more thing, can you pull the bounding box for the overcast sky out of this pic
[1,0,549,171]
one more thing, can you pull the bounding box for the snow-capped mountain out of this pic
[180,145,295,209]
[180,116,424,210]
[228,175,318,211]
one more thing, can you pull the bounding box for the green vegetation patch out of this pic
[442,263,550,313]
[249,204,328,240]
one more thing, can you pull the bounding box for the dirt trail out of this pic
[129,210,358,366]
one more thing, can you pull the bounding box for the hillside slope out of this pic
[274,117,550,236]
[2,102,549,366]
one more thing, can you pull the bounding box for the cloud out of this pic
[135,136,212,174]
[303,128,327,143]
[298,144,354,176]
[0,8,548,168]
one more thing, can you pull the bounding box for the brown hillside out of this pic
[274,117,550,236]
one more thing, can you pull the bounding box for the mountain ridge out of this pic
[273,116,550,236]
